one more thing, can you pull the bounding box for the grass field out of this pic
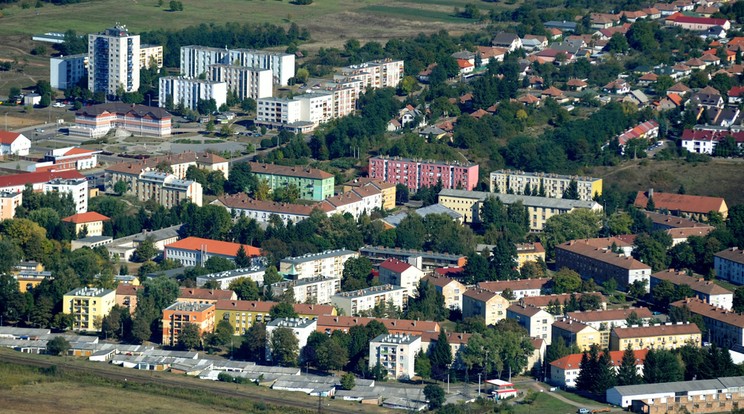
[511,392,578,414]
[588,158,744,207]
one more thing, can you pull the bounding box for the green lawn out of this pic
[512,392,578,414]
[555,390,604,406]
[361,5,475,23]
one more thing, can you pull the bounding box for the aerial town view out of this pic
[4,0,744,413]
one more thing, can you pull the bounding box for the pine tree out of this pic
[616,345,641,386]
[429,331,453,376]
[646,195,655,211]
[562,180,580,200]
[538,180,546,197]
[575,348,596,392]
[595,351,617,397]
[235,245,250,268]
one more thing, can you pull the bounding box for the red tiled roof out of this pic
[550,349,648,370]
[216,193,328,216]
[667,14,729,26]
[557,240,651,270]
[178,287,237,301]
[316,315,440,334]
[568,307,652,322]
[457,59,474,69]
[730,86,744,98]
[463,288,501,303]
[634,191,726,215]
[62,212,110,224]
[672,298,744,327]
[380,258,413,273]
[248,162,333,180]
[0,170,84,189]
[507,303,546,317]
[420,330,472,345]
[293,303,336,316]
[166,237,262,257]
[478,278,550,293]
[716,247,744,265]
[434,266,465,276]
[215,300,276,312]
[64,147,98,156]
[115,284,143,296]
[653,270,731,295]
[423,274,463,289]
[0,131,25,145]
[612,322,701,339]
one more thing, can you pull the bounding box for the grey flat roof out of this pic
[611,377,741,397]
[76,236,113,243]
[280,249,356,265]
[439,189,600,210]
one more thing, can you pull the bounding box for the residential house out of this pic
[63,287,117,332]
[671,298,744,352]
[161,302,216,347]
[568,308,653,348]
[462,289,510,325]
[369,334,421,380]
[507,304,554,344]
[659,276,730,313]
[271,276,339,305]
[331,284,407,316]
[115,284,143,314]
[316,315,439,336]
[211,193,327,226]
[478,278,550,301]
[541,86,569,103]
[667,82,691,96]
[520,35,548,51]
[0,131,31,156]
[638,72,658,86]
[690,86,724,109]
[555,239,652,289]
[0,191,22,220]
[62,212,110,238]
[164,237,262,267]
[616,120,660,151]
[634,189,728,220]
[665,14,731,31]
[343,178,397,210]
[680,129,744,155]
[421,274,467,310]
[490,170,602,201]
[177,287,237,305]
[265,318,316,361]
[279,249,358,281]
[438,189,602,230]
[368,156,479,192]
[715,247,744,285]
[603,79,631,94]
[552,318,601,351]
[544,21,578,32]
[610,322,701,351]
[550,350,647,388]
[565,78,588,91]
[359,246,467,271]
[378,258,425,297]
[623,90,650,107]
[516,242,546,269]
[491,32,522,52]
[249,162,334,201]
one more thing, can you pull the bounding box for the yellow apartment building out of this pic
[552,319,601,351]
[343,178,397,210]
[0,191,22,220]
[437,189,603,231]
[216,300,276,335]
[489,170,602,202]
[423,274,467,310]
[63,287,116,332]
[62,211,110,237]
[610,322,702,351]
[516,242,546,269]
[462,289,510,325]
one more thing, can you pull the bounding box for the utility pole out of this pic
[317,392,322,414]
[477,373,482,396]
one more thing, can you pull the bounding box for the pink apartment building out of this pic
[368,156,479,191]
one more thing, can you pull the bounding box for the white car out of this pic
[53,102,65,108]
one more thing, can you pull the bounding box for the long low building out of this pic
[331,284,407,316]
[438,189,602,230]
[714,247,744,285]
[164,237,263,267]
[609,322,701,351]
[550,349,647,388]
[359,246,467,271]
[555,239,651,289]
[212,193,328,225]
[651,269,733,310]
[607,376,744,410]
[71,103,172,138]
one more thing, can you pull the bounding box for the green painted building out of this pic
[249,162,334,201]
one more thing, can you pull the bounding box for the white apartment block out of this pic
[135,170,203,208]
[369,333,422,380]
[489,170,603,201]
[88,24,140,95]
[331,284,407,316]
[378,258,425,297]
[270,276,339,305]
[323,187,384,221]
[337,59,405,90]
[180,46,295,86]
[715,248,744,285]
[139,44,163,69]
[507,304,555,344]
[208,64,273,100]
[43,178,88,213]
[159,77,227,111]
[266,318,317,362]
[50,54,87,90]
[279,249,359,281]
[196,266,266,289]
[255,92,333,133]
